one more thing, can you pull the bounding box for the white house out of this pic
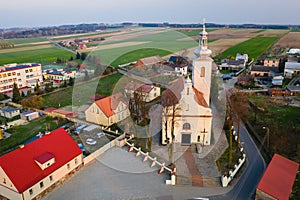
[0,128,83,200]
[0,106,20,119]
[162,22,213,146]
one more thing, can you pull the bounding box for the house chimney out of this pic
[19,144,25,149]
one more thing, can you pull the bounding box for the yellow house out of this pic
[85,93,130,126]
[0,128,83,200]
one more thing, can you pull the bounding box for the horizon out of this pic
[1,0,300,29]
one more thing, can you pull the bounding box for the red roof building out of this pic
[0,128,83,200]
[256,154,299,200]
[85,93,130,126]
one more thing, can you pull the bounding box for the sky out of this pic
[1,0,300,28]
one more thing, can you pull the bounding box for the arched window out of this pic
[200,67,205,77]
[183,123,191,130]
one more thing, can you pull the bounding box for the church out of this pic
[162,22,213,146]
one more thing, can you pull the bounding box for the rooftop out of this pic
[257,154,299,200]
[0,128,82,193]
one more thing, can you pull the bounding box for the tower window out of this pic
[187,87,189,95]
[200,67,205,77]
[183,123,191,130]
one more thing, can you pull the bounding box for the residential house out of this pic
[250,66,279,80]
[85,93,130,126]
[263,58,280,67]
[168,56,189,76]
[0,106,20,119]
[124,81,161,102]
[20,111,40,121]
[256,154,299,200]
[220,59,245,71]
[43,69,76,86]
[287,48,300,55]
[0,128,83,200]
[236,53,248,63]
[135,56,164,67]
[0,63,43,94]
[284,62,300,78]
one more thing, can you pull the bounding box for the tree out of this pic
[69,56,74,61]
[12,82,21,103]
[68,77,74,86]
[80,52,87,61]
[84,70,89,81]
[21,95,45,109]
[161,89,181,164]
[76,52,81,60]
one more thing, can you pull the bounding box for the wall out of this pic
[221,129,246,187]
[83,134,126,165]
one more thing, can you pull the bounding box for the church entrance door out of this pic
[181,133,191,145]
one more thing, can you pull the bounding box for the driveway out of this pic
[43,147,229,200]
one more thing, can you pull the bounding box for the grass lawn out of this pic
[0,44,74,65]
[220,37,278,59]
[0,116,68,156]
[43,73,123,107]
[110,48,172,67]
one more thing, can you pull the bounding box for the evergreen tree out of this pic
[76,52,81,60]
[12,82,21,103]
[68,77,74,86]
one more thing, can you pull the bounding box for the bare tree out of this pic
[162,89,181,164]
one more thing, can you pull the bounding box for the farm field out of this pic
[5,37,48,44]
[220,37,279,59]
[274,32,300,48]
[176,28,217,37]
[0,44,74,65]
[87,29,198,65]
[110,48,172,67]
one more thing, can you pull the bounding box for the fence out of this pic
[124,140,176,185]
[221,129,246,187]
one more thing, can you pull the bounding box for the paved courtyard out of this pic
[43,147,229,200]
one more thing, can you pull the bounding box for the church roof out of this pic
[161,77,208,107]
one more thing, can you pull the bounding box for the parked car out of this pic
[96,132,105,138]
[86,138,97,145]
[74,124,86,135]
[78,143,86,152]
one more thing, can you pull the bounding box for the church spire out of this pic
[194,18,212,58]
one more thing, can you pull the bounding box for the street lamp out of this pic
[262,126,270,149]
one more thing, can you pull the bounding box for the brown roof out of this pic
[161,77,208,107]
[135,56,163,67]
[124,81,156,93]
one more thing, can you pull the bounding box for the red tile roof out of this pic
[94,93,125,118]
[257,154,299,200]
[0,128,82,193]
[34,152,55,164]
[135,56,163,67]
[124,81,155,93]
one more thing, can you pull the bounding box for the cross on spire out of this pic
[202,18,206,30]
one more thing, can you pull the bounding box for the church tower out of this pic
[192,19,213,106]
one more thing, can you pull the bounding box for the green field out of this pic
[43,73,123,107]
[0,45,75,65]
[251,29,266,33]
[5,37,48,44]
[110,48,172,67]
[88,30,198,65]
[220,37,278,59]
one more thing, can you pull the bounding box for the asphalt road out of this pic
[209,122,266,200]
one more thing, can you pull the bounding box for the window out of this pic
[40,181,44,188]
[154,93,157,97]
[187,88,189,95]
[183,123,191,130]
[29,189,33,195]
[200,67,205,77]
[90,107,94,113]
[2,178,6,184]
[49,175,53,182]
[75,158,78,165]
[67,163,70,170]
[96,108,99,114]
